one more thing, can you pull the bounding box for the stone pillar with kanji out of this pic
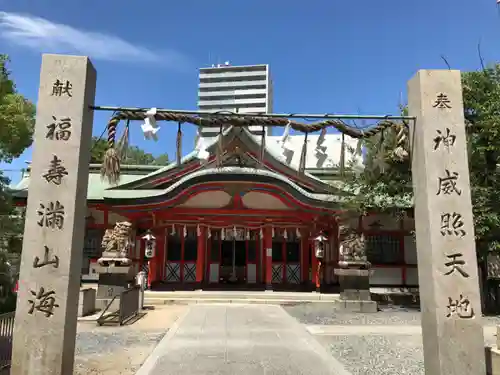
[11,54,96,375]
[408,70,485,375]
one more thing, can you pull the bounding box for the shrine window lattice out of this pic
[167,227,198,262]
[82,228,104,273]
[364,234,403,265]
[272,232,300,263]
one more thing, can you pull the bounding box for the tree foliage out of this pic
[343,64,500,260]
[0,55,35,163]
[0,54,34,251]
[90,137,169,165]
[0,55,35,302]
[463,65,500,258]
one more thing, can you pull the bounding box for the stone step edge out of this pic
[143,293,339,301]
[144,298,337,305]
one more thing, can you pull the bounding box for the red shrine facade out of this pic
[13,127,418,289]
[92,127,341,288]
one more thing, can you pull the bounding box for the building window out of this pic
[284,230,300,263]
[365,234,403,265]
[82,228,104,274]
[247,233,257,262]
[234,241,246,267]
[183,227,198,262]
[210,231,220,262]
[286,242,300,263]
[167,232,181,262]
[84,228,104,259]
[272,235,284,262]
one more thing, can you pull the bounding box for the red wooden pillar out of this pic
[103,209,109,228]
[196,226,206,283]
[255,230,261,282]
[147,228,165,289]
[311,237,318,286]
[300,231,309,283]
[146,237,154,288]
[155,227,166,282]
[139,234,145,274]
[263,227,273,287]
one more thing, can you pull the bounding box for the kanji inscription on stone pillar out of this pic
[408,70,485,375]
[11,54,96,375]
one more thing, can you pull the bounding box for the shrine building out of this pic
[11,126,418,289]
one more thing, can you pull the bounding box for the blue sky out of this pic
[0,0,498,184]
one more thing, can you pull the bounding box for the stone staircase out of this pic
[143,290,340,305]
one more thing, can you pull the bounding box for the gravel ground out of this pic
[283,303,500,375]
[284,303,500,326]
[73,305,187,375]
[316,334,425,375]
[75,329,166,375]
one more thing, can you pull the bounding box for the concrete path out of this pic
[135,304,351,375]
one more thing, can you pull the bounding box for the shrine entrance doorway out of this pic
[208,229,260,284]
[220,239,246,283]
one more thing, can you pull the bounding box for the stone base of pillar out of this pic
[334,263,377,313]
[486,344,500,375]
[95,266,135,311]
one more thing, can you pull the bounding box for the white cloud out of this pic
[0,12,190,67]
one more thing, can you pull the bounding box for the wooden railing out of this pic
[0,312,14,370]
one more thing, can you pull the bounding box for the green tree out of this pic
[462,65,500,259]
[0,55,36,305]
[343,64,500,261]
[0,55,36,163]
[90,137,169,165]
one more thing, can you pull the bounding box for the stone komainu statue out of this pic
[339,225,367,263]
[100,221,133,259]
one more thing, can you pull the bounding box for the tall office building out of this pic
[197,63,273,136]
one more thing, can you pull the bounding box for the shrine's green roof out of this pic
[9,126,411,209]
[10,164,160,201]
[9,163,413,208]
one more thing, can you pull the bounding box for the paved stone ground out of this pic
[136,304,352,375]
[74,305,186,375]
[284,304,499,375]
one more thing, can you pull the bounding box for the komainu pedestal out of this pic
[334,225,377,313]
[95,221,135,310]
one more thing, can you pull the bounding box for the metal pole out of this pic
[89,105,415,122]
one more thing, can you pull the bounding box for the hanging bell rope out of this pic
[98,108,411,183]
[298,132,308,174]
[100,116,121,184]
[374,130,388,173]
[260,125,266,165]
[117,119,130,162]
[355,138,363,156]
[339,133,346,176]
[216,125,224,168]
[176,122,183,165]
[392,126,409,161]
